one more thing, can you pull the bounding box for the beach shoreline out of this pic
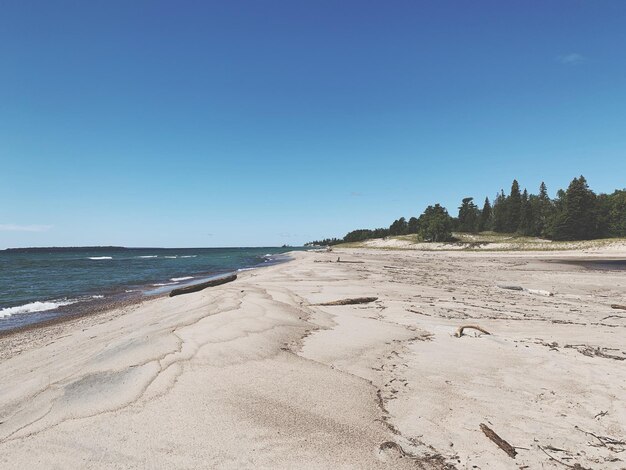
[1,247,624,468]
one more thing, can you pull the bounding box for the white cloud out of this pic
[0,224,52,232]
[557,53,586,65]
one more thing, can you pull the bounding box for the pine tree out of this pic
[506,180,522,232]
[457,197,480,232]
[479,197,492,231]
[552,176,598,240]
[389,217,408,236]
[407,217,419,234]
[418,204,453,242]
[518,189,533,235]
[492,190,506,232]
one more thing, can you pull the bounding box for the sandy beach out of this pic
[1,247,625,469]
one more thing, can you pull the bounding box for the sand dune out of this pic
[1,249,625,468]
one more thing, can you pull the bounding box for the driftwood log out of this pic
[497,284,524,291]
[315,297,378,306]
[169,274,237,297]
[611,304,626,311]
[455,325,491,337]
[480,423,517,459]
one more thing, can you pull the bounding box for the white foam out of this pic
[91,295,104,299]
[151,282,178,287]
[138,255,158,259]
[180,255,197,258]
[88,256,112,260]
[237,267,255,272]
[170,276,193,282]
[0,299,77,318]
[164,256,178,259]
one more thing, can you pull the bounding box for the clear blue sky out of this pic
[1,1,625,248]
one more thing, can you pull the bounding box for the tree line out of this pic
[305,176,626,246]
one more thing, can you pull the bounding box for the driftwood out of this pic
[455,325,491,337]
[527,288,554,297]
[611,304,626,311]
[498,284,554,296]
[480,423,517,459]
[497,284,524,291]
[315,297,378,306]
[169,274,237,297]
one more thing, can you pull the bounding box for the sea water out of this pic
[0,246,302,331]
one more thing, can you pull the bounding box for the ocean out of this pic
[0,246,302,332]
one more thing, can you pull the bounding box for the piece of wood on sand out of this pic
[611,304,626,311]
[169,274,237,297]
[315,297,378,306]
[455,325,491,337]
[480,423,517,459]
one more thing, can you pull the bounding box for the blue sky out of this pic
[1,1,625,248]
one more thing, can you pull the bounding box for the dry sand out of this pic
[0,248,625,469]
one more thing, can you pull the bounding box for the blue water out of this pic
[0,247,302,331]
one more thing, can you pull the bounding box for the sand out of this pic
[1,248,625,469]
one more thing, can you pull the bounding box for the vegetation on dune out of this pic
[305,175,626,246]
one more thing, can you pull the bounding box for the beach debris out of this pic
[497,284,554,296]
[479,423,517,459]
[538,445,590,469]
[169,274,237,297]
[455,325,491,337]
[564,344,625,361]
[497,284,524,291]
[610,304,626,310]
[527,288,554,297]
[575,425,626,452]
[315,297,378,306]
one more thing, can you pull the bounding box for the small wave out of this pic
[237,267,255,272]
[170,276,193,282]
[0,299,77,319]
[88,256,112,260]
[164,256,178,259]
[125,289,136,293]
[179,255,197,258]
[151,282,178,287]
[91,295,104,299]
[138,255,158,259]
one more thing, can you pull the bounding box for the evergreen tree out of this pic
[552,176,598,240]
[418,204,453,242]
[607,190,626,237]
[389,217,408,235]
[518,189,533,235]
[479,197,492,231]
[457,197,480,232]
[535,182,553,237]
[492,190,507,232]
[407,217,419,234]
[505,180,522,232]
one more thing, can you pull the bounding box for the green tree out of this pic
[479,197,492,231]
[518,189,533,235]
[457,197,480,232]
[533,182,553,237]
[492,190,506,232]
[389,217,408,235]
[607,190,626,237]
[552,176,598,240]
[407,217,419,234]
[418,204,453,242]
[505,180,522,232]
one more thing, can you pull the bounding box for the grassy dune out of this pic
[336,231,626,252]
